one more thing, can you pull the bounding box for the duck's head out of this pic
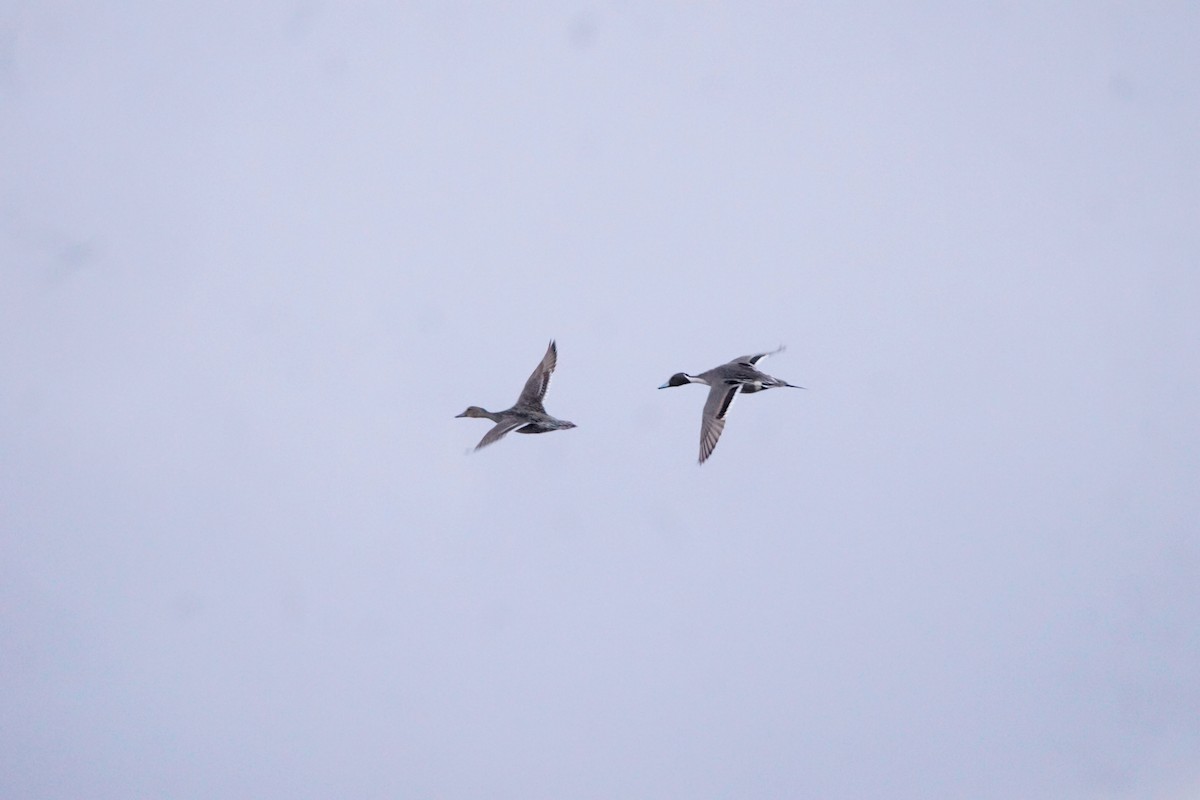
[455,406,489,418]
[658,372,694,389]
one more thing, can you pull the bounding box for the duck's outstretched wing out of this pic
[699,382,740,464]
[733,345,785,367]
[475,419,524,450]
[516,340,557,409]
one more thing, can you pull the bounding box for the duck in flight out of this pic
[457,340,577,451]
[658,346,802,463]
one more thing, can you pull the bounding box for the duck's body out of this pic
[457,340,576,451]
[658,346,801,463]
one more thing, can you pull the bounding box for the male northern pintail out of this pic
[658,346,802,463]
[457,340,577,451]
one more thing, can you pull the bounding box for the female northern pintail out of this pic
[457,340,577,451]
[658,346,802,463]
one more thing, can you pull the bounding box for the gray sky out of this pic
[2,3,1198,798]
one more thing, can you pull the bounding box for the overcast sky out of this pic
[2,3,1198,799]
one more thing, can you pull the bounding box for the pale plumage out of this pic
[456,340,577,451]
[658,346,802,463]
